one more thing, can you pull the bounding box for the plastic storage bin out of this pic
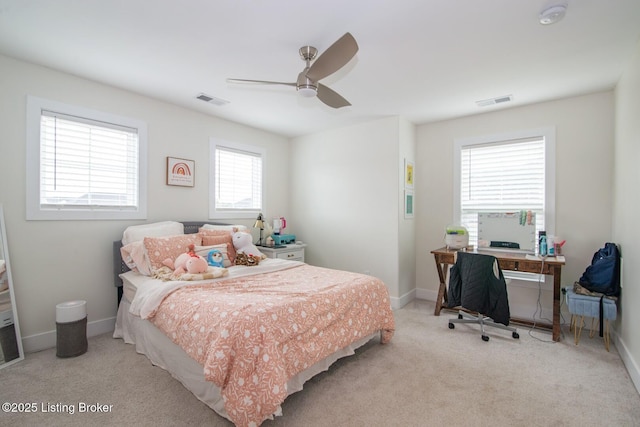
[56,300,87,358]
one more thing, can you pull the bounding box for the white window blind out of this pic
[26,95,147,220]
[459,137,546,248]
[39,111,139,210]
[210,140,264,219]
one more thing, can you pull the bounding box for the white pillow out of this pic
[200,224,248,233]
[120,241,152,276]
[122,221,184,245]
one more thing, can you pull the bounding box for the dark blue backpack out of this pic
[578,243,621,297]
[577,243,621,337]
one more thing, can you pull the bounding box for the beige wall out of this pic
[415,91,615,319]
[290,116,416,304]
[0,55,290,349]
[397,117,416,303]
[613,39,640,391]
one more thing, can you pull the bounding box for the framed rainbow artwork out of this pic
[166,157,195,187]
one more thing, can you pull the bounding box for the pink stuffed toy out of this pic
[163,244,208,275]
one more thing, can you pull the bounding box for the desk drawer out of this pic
[498,260,518,271]
[498,259,553,274]
[520,261,551,274]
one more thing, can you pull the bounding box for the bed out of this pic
[112,221,395,427]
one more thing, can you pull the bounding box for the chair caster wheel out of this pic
[448,323,455,329]
[513,332,520,339]
[458,314,463,319]
[482,335,489,342]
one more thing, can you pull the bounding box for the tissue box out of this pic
[272,234,296,245]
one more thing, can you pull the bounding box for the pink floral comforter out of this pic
[147,263,395,427]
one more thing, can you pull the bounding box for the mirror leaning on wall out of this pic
[0,204,24,368]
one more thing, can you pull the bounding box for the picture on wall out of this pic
[404,190,414,219]
[404,159,414,188]
[166,157,195,187]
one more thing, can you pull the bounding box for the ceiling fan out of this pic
[227,32,359,108]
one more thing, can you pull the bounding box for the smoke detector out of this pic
[539,4,567,25]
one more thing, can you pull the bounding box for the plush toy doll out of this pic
[163,244,208,275]
[231,228,263,257]
[207,249,224,267]
[234,252,261,266]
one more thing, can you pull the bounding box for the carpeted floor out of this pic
[1,300,639,426]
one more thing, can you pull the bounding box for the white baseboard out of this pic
[21,316,116,354]
[392,289,417,310]
[614,332,640,395]
[415,287,438,302]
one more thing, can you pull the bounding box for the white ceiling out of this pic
[1,0,639,138]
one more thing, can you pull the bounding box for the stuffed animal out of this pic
[234,252,261,266]
[207,249,224,267]
[163,244,208,275]
[231,228,263,257]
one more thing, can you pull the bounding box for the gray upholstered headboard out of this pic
[113,221,231,304]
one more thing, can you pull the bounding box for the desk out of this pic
[431,247,565,341]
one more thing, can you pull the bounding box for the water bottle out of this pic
[540,234,547,256]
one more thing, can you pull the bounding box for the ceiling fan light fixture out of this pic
[297,85,317,98]
[227,32,357,108]
[539,4,567,25]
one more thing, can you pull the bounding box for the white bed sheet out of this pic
[114,292,378,422]
[120,270,149,303]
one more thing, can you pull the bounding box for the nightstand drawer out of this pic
[276,249,304,261]
[260,244,306,263]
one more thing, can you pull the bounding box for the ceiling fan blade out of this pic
[227,78,296,87]
[317,83,351,108]
[306,32,358,82]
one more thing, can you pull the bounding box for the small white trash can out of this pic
[56,300,87,358]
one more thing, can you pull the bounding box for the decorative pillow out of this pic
[200,224,248,233]
[120,241,152,276]
[122,221,184,245]
[199,229,238,264]
[198,228,230,235]
[193,244,232,267]
[143,234,202,271]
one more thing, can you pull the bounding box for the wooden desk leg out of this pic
[433,257,449,316]
[552,266,562,341]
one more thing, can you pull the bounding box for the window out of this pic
[209,139,265,219]
[454,128,556,278]
[26,96,147,220]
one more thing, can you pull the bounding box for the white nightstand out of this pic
[259,244,306,262]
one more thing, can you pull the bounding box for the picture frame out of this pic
[404,159,414,188]
[166,157,195,187]
[404,190,414,219]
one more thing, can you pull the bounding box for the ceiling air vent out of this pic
[196,93,229,106]
[476,95,513,108]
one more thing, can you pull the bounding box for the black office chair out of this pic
[447,251,519,341]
